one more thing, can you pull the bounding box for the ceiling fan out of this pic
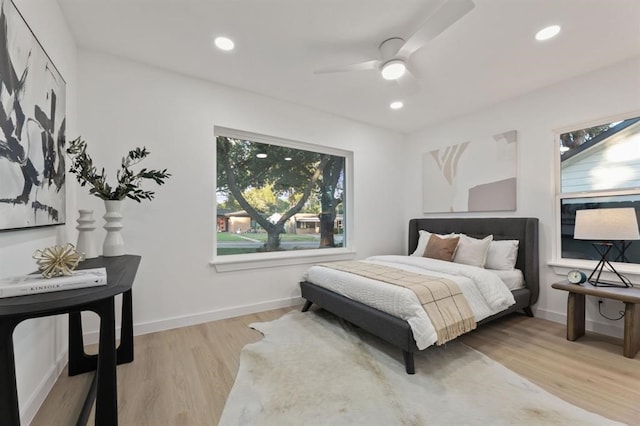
[314,0,475,82]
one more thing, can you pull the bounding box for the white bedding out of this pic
[490,269,525,291]
[303,255,516,350]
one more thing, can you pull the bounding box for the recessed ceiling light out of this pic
[284,157,292,161]
[535,25,561,41]
[214,36,235,51]
[390,101,404,110]
[381,60,406,80]
[256,153,267,159]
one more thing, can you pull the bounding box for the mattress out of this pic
[490,269,525,291]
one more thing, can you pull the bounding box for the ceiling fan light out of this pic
[381,60,406,80]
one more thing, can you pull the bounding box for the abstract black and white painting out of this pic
[0,0,66,230]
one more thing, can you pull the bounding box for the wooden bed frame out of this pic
[300,217,539,374]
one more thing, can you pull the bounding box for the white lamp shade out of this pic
[574,208,640,241]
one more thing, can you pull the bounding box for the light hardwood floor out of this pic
[31,308,639,425]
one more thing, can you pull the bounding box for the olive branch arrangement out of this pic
[66,137,171,202]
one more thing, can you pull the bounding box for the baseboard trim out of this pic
[534,308,624,339]
[21,351,68,425]
[82,296,304,344]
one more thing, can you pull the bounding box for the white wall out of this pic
[75,50,405,336]
[404,56,640,337]
[0,0,78,422]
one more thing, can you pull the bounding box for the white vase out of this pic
[76,209,99,258]
[103,200,125,257]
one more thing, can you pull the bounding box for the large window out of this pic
[558,116,640,265]
[215,127,349,258]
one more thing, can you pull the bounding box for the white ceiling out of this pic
[57,0,640,134]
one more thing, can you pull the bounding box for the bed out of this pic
[299,217,539,374]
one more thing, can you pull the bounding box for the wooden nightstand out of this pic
[552,281,640,358]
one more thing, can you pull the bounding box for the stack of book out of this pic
[0,268,108,298]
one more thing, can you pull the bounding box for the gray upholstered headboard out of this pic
[408,217,539,306]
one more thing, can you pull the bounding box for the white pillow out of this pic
[453,234,493,268]
[411,230,458,256]
[485,239,519,270]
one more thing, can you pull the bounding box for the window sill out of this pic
[548,259,640,283]
[210,248,356,272]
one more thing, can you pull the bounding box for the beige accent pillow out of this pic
[423,234,460,262]
[453,234,493,268]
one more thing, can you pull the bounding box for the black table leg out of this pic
[94,297,117,426]
[69,290,134,376]
[117,290,134,364]
[0,320,20,425]
[76,372,97,426]
[69,311,96,376]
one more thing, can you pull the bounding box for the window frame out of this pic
[551,111,640,279]
[211,126,355,272]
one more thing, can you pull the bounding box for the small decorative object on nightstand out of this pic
[567,270,587,284]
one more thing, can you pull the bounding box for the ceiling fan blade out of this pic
[314,59,380,74]
[397,0,475,58]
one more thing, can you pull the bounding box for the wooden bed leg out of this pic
[301,300,313,312]
[402,351,415,375]
[523,307,534,317]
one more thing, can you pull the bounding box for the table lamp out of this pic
[574,207,640,287]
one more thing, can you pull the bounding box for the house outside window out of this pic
[557,116,640,265]
[215,127,351,259]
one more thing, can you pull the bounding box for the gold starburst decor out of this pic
[33,243,85,278]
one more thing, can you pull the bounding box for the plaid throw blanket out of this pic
[319,261,476,345]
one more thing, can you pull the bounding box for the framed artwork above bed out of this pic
[0,0,67,231]
[422,130,517,213]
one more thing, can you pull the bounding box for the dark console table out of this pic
[0,255,141,425]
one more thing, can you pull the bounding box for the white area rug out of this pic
[219,310,621,425]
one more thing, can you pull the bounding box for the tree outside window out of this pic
[215,129,347,256]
